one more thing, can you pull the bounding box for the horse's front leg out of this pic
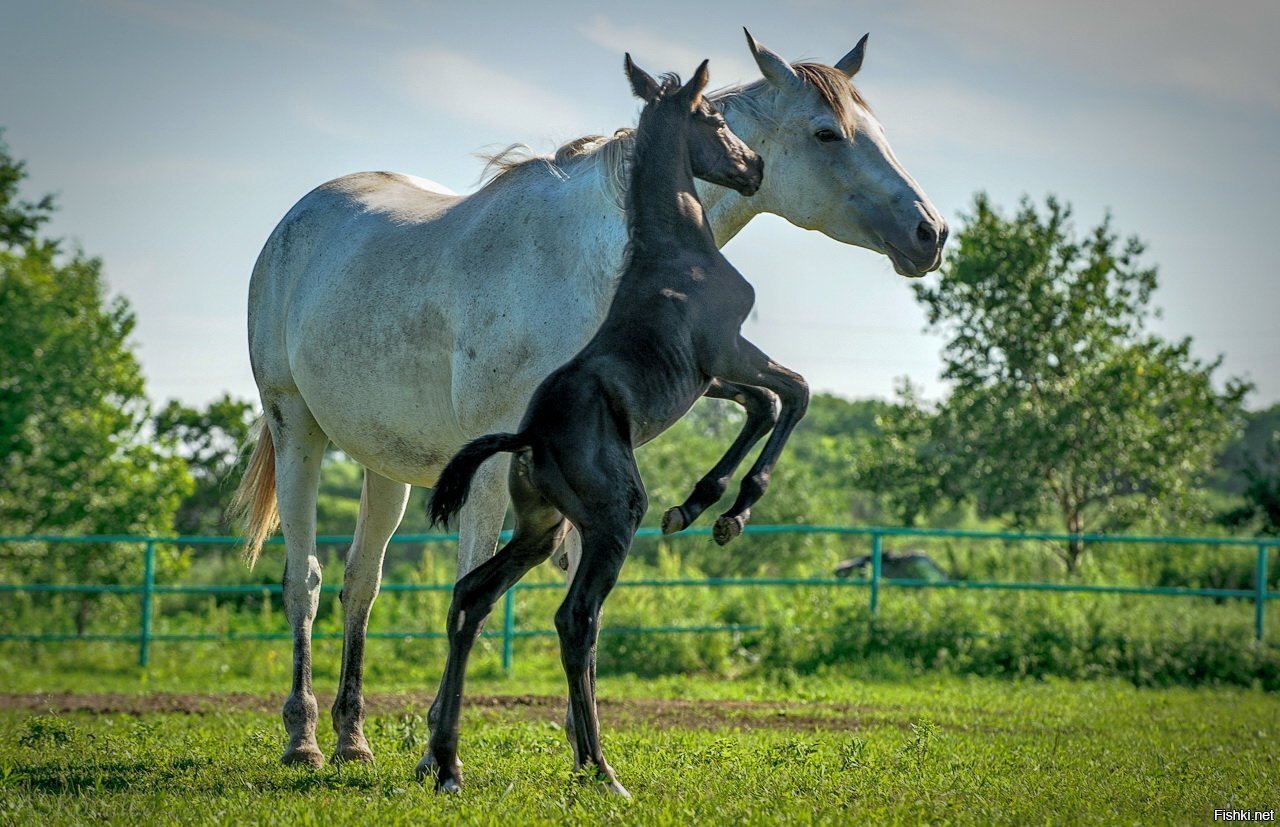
[707,340,809,545]
[332,470,410,763]
[661,379,779,534]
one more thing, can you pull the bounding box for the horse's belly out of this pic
[290,346,461,487]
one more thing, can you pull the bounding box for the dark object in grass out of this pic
[835,550,950,582]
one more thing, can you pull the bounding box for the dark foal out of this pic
[423,56,807,797]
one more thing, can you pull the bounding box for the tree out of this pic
[0,130,55,248]
[1217,406,1280,536]
[862,194,1248,571]
[0,136,190,631]
[153,394,256,535]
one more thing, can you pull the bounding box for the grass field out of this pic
[3,648,1278,825]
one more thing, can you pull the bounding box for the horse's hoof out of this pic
[604,780,632,799]
[333,743,375,764]
[661,506,687,535]
[281,744,325,769]
[712,514,744,545]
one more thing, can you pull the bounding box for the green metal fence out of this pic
[2,525,1277,669]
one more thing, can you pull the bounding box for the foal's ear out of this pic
[625,53,662,103]
[679,59,711,111]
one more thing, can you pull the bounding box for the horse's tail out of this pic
[429,432,529,528]
[228,419,279,569]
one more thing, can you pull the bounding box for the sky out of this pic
[3,0,1278,411]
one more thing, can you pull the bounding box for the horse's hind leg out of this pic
[421,457,569,791]
[332,469,410,763]
[266,394,329,768]
[662,380,779,534]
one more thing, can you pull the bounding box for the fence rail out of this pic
[2,525,1277,669]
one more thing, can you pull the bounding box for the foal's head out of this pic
[624,55,763,197]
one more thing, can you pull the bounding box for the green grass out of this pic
[3,659,1278,825]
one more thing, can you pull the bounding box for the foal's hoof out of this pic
[578,769,632,799]
[416,754,464,793]
[281,744,325,769]
[661,506,688,535]
[712,514,745,545]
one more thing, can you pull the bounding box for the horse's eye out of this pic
[814,128,841,143]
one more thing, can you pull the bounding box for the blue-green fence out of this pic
[1,525,1277,669]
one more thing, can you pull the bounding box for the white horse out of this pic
[233,31,946,768]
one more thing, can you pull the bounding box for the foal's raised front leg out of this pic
[661,379,779,535]
[709,340,809,545]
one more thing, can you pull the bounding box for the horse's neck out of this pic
[627,120,716,259]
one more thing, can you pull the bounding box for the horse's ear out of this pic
[679,59,711,111]
[625,53,661,103]
[744,28,801,91]
[835,33,869,78]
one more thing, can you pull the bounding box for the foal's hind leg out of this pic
[266,394,330,768]
[662,380,779,534]
[558,515,641,799]
[421,461,569,792]
[554,451,645,798]
[331,469,410,763]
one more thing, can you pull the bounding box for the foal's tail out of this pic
[228,419,278,569]
[428,432,529,528]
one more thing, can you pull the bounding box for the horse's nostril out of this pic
[916,221,936,247]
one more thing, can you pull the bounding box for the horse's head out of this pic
[734,30,946,277]
[625,55,764,197]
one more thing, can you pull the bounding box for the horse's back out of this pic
[247,172,470,476]
[246,162,627,484]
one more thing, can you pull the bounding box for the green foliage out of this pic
[1217,406,1280,535]
[153,394,256,535]
[861,194,1250,570]
[0,140,190,631]
[0,131,55,249]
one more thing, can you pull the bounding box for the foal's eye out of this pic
[814,128,841,143]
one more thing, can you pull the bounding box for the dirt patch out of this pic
[0,692,888,732]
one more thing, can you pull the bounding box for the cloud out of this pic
[577,15,758,87]
[889,0,1280,113]
[392,49,588,137]
[289,99,379,144]
[100,0,312,49]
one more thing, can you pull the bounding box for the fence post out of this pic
[869,533,883,617]
[1256,544,1269,643]
[139,540,156,667]
[502,586,516,673]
